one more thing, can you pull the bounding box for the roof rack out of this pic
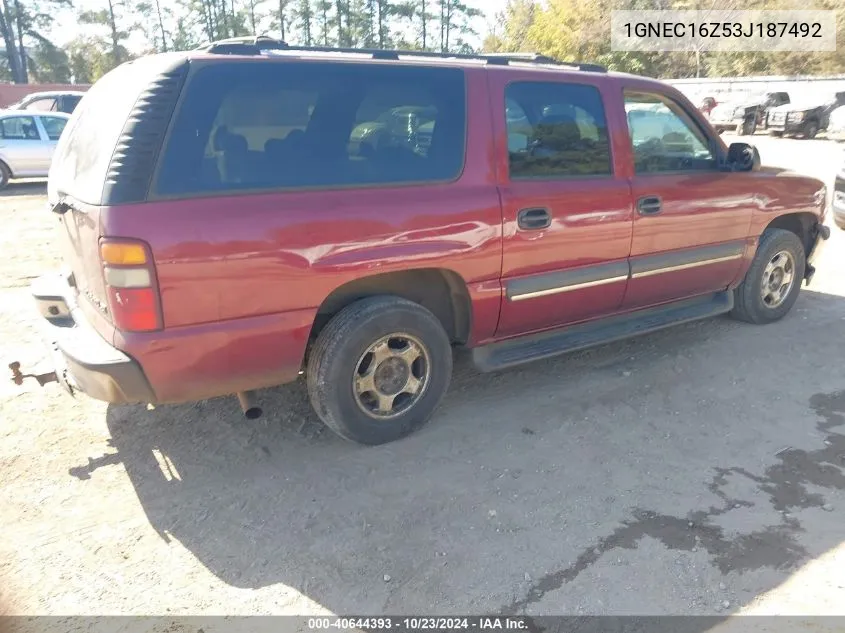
[198,36,607,73]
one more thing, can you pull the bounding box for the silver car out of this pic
[0,110,69,189]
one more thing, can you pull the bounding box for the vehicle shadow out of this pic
[0,181,47,197]
[89,289,845,615]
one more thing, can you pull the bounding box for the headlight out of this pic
[792,111,806,121]
[733,107,746,117]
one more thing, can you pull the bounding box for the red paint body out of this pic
[62,57,826,404]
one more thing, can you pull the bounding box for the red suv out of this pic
[26,38,829,445]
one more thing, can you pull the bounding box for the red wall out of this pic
[0,84,91,108]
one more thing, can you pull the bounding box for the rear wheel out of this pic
[306,296,452,445]
[731,228,805,324]
[0,161,11,190]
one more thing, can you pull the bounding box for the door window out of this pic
[24,98,58,112]
[61,96,82,113]
[40,116,68,141]
[505,81,611,179]
[0,116,41,140]
[624,92,716,174]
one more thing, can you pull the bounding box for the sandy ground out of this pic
[1,136,845,624]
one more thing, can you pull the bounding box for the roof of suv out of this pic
[189,36,610,73]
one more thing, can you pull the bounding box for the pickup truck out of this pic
[709,92,790,136]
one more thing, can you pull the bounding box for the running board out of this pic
[473,291,733,373]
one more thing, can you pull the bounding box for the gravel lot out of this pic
[1,135,845,622]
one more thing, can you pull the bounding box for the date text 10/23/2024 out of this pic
[308,618,529,631]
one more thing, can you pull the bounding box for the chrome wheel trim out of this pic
[353,333,430,420]
[760,249,796,309]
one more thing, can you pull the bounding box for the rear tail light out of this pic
[99,239,163,332]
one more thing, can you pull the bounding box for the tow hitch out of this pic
[9,361,59,388]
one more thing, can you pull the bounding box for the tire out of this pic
[731,228,805,325]
[804,121,819,139]
[738,118,756,136]
[306,295,452,445]
[0,161,10,190]
[769,130,783,137]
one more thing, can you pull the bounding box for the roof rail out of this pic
[198,36,607,73]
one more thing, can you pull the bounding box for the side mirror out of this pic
[726,142,761,172]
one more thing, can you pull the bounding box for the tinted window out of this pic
[49,59,160,205]
[0,116,40,140]
[156,62,467,196]
[504,82,611,179]
[41,116,68,140]
[61,96,83,113]
[625,92,716,174]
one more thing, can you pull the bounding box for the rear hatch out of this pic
[47,53,187,331]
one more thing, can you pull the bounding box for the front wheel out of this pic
[804,121,819,139]
[738,118,756,136]
[0,161,10,190]
[306,296,452,445]
[769,130,783,137]
[731,228,805,324]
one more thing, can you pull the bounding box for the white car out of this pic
[0,110,70,189]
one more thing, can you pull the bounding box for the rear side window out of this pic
[505,81,611,179]
[61,96,82,113]
[41,116,68,141]
[0,116,40,140]
[155,61,467,196]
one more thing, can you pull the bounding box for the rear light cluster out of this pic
[99,239,163,332]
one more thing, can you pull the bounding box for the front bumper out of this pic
[30,272,156,404]
[767,118,806,134]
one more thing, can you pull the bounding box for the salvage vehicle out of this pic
[0,110,69,189]
[709,91,790,136]
[15,38,829,445]
[768,92,845,139]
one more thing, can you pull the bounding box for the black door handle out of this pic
[517,207,551,230]
[637,196,662,215]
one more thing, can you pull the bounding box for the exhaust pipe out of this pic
[236,391,263,420]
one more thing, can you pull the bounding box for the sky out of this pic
[47,0,511,52]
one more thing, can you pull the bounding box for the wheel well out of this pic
[310,268,473,345]
[765,213,816,255]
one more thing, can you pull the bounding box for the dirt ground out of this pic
[2,136,845,623]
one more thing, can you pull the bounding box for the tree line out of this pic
[1,0,482,83]
[483,0,845,79]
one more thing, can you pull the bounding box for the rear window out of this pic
[48,66,147,204]
[48,55,181,205]
[155,61,467,196]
